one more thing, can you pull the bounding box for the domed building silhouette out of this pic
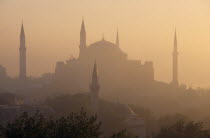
[55,20,154,100]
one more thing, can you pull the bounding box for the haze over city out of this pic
[1,0,210,87]
[2,1,210,138]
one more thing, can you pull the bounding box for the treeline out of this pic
[0,109,135,138]
[0,108,210,138]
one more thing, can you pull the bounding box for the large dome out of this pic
[87,40,127,59]
[88,40,117,49]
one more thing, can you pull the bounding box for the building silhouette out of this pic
[172,29,178,86]
[125,105,146,138]
[55,19,154,99]
[0,65,7,78]
[19,22,27,80]
[90,61,100,113]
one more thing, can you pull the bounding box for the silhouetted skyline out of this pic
[1,1,210,138]
[1,0,210,87]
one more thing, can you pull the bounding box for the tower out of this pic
[102,33,105,41]
[90,61,100,113]
[116,29,119,46]
[19,22,27,80]
[79,19,87,58]
[172,29,178,86]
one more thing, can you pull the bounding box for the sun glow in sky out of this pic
[0,0,210,87]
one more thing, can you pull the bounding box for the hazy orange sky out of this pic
[0,0,210,88]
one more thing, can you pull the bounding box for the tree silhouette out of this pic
[110,129,138,138]
[154,120,210,138]
[0,108,101,138]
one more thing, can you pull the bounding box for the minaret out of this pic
[79,19,87,58]
[102,33,105,41]
[116,29,119,47]
[172,29,178,86]
[19,22,27,80]
[90,61,100,113]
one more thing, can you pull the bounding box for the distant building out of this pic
[124,105,146,138]
[0,65,7,78]
[55,19,154,98]
[19,22,27,80]
[0,92,24,106]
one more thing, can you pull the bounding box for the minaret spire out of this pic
[90,60,100,113]
[20,21,25,38]
[19,22,27,80]
[79,18,87,58]
[116,29,119,46]
[102,33,105,41]
[174,28,177,51]
[81,18,86,33]
[92,61,99,84]
[172,28,178,86]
